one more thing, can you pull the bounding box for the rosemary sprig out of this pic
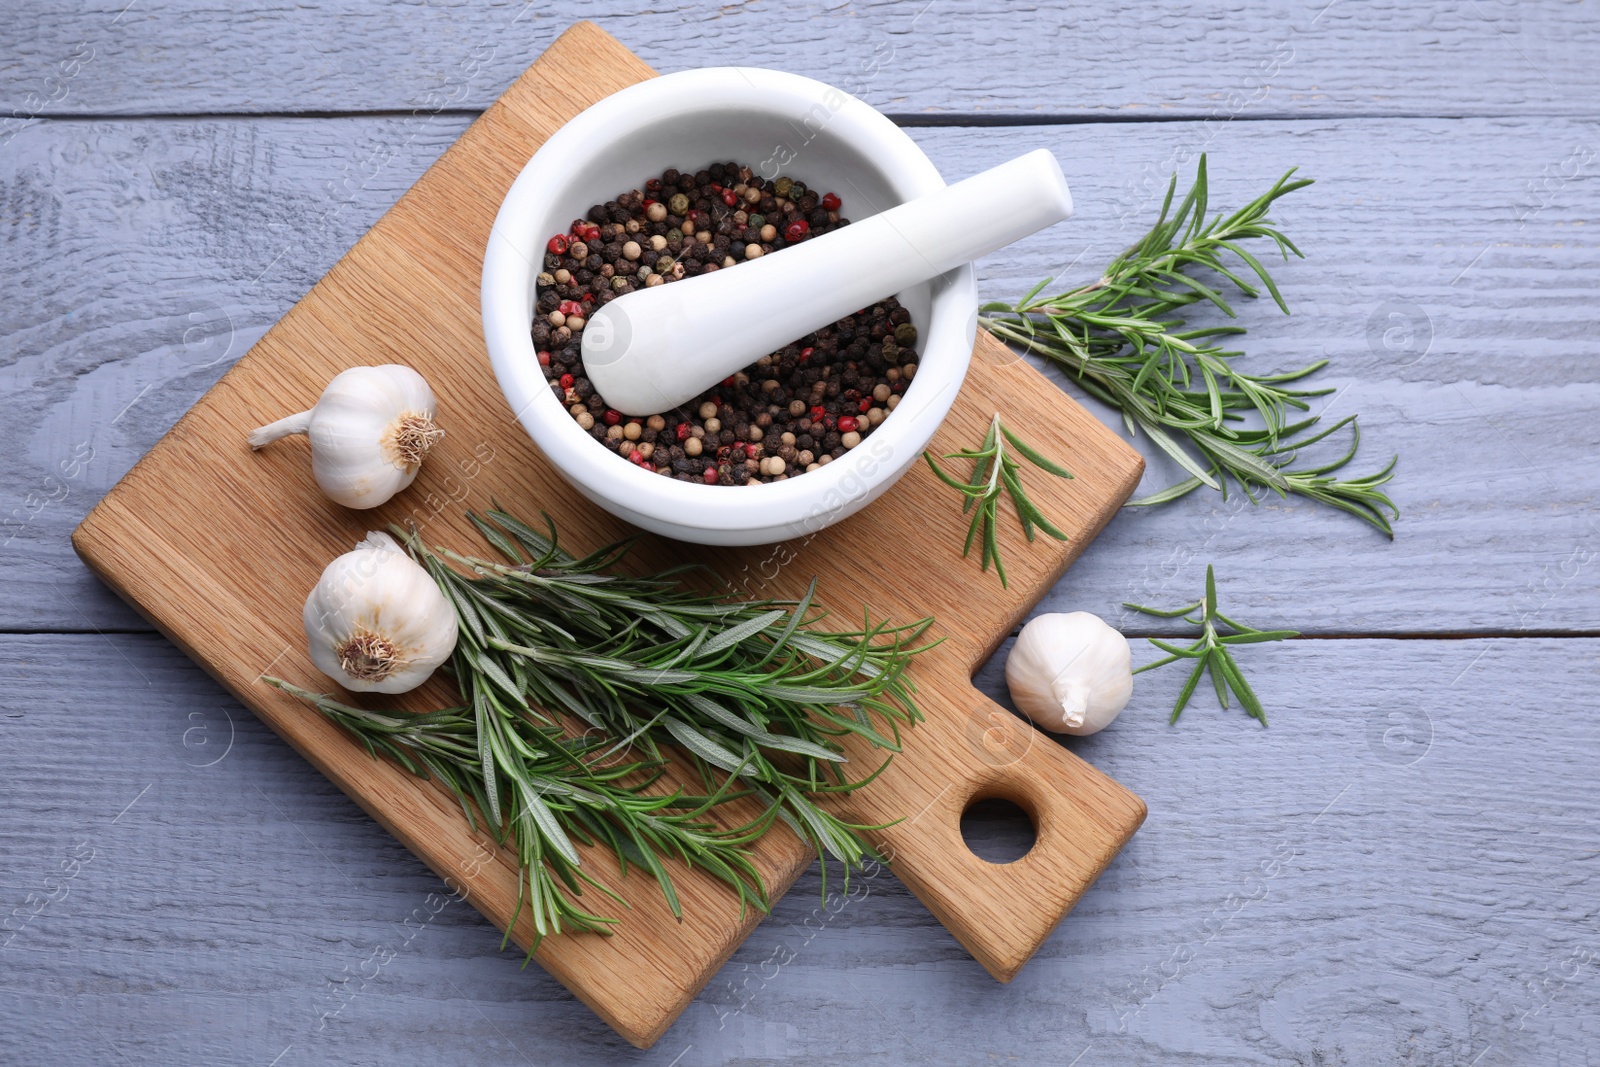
[922,413,1074,588]
[1123,565,1298,726]
[979,155,1399,537]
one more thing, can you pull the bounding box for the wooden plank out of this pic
[6,114,1599,635]
[66,23,1146,1047]
[5,0,1597,120]
[3,632,1596,1063]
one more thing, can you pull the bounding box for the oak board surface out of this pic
[69,22,1145,1048]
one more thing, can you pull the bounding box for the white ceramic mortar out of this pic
[482,67,979,545]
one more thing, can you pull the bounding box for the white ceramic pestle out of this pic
[581,149,1073,415]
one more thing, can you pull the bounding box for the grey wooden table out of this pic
[4,3,1598,1064]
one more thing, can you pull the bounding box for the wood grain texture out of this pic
[7,113,1599,635]
[5,1,1598,120]
[3,633,1595,1065]
[67,23,1146,1047]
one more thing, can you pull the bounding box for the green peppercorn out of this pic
[773,176,792,197]
[747,213,765,228]
[668,193,690,216]
[788,181,807,199]
[894,322,918,345]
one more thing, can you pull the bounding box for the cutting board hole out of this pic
[960,797,1037,865]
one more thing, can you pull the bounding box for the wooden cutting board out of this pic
[72,22,1146,1049]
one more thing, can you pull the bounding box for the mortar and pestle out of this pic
[483,67,1072,545]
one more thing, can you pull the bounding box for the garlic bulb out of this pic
[1005,612,1133,736]
[303,532,458,694]
[249,364,443,509]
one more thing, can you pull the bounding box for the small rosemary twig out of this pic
[922,412,1073,588]
[1123,565,1298,726]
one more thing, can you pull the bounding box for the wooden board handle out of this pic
[842,675,1147,981]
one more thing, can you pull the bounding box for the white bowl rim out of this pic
[482,66,977,533]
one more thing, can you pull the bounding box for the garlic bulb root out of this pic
[384,413,445,468]
[1005,611,1133,736]
[303,531,458,694]
[249,364,442,509]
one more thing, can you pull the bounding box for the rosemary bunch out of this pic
[406,507,931,894]
[274,506,931,950]
[979,156,1398,536]
[266,679,769,946]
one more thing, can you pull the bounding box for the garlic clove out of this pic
[1005,611,1133,736]
[250,365,442,510]
[303,531,458,694]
